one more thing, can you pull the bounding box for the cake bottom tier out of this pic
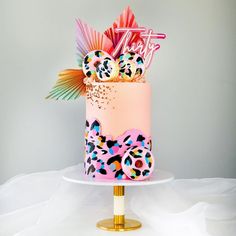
[84,118,154,181]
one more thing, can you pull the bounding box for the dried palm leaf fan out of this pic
[104,6,143,58]
[46,20,113,100]
[46,69,86,100]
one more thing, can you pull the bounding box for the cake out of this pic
[47,6,166,181]
[85,82,152,180]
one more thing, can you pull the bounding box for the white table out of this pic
[63,164,174,232]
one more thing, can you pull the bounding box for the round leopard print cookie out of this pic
[121,146,155,180]
[82,50,114,79]
[117,52,145,81]
[96,58,119,81]
[118,59,136,81]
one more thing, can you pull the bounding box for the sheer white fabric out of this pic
[0,165,235,236]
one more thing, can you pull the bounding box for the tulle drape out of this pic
[0,165,235,236]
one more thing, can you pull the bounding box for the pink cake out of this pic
[47,7,166,181]
[85,82,153,180]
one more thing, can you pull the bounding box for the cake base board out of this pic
[63,164,174,186]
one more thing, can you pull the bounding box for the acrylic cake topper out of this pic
[47,6,166,100]
[111,27,165,68]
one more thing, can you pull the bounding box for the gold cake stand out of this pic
[96,186,141,231]
[63,164,174,232]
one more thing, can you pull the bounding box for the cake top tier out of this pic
[47,6,166,100]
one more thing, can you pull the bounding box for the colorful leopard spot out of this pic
[95,50,104,57]
[109,160,121,172]
[145,152,152,168]
[107,155,122,165]
[129,150,142,158]
[136,56,143,64]
[107,140,120,154]
[98,168,107,175]
[84,119,153,180]
[137,134,145,147]
[142,169,150,176]
[115,169,125,179]
[91,151,97,160]
[87,164,95,175]
[87,142,95,153]
[124,156,132,166]
[86,120,89,128]
[86,71,92,77]
[133,168,141,176]
[123,135,133,146]
[107,140,118,148]
[90,120,100,135]
[109,163,116,172]
[87,157,91,164]
[101,149,108,155]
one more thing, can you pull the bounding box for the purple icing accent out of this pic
[84,118,152,180]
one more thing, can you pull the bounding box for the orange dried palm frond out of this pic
[46,69,86,100]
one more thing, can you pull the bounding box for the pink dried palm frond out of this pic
[104,6,143,57]
[76,19,114,67]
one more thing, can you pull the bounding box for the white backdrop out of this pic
[0,0,236,183]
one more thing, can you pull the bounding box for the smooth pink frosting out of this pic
[86,82,151,138]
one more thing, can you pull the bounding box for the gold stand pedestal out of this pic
[97,186,142,232]
[97,218,141,232]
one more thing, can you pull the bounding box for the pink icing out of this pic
[84,118,152,180]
